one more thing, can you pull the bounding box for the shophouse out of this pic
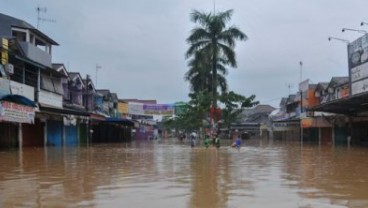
[0,13,95,148]
[0,13,59,147]
[270,97,300,140]
[92,90,133,143]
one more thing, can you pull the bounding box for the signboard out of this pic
[10,81,34,101]
[272,121,299,131]
[128,103,175,116]
[128,102,144,115]
[118,102,129,114]
[0,101,35,123]
[301,117,332,128]
[348,34,368,95]
[39,90,63,108]
[352,79,368,95]
[143,104,174,115]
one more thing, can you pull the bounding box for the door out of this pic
[65,125,78,146]
[47,120,63,147]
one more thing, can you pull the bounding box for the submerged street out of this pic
[1,139,368,208]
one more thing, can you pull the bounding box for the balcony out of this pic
[19,42,51,67]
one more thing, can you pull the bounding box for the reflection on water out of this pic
[1,139,368,207]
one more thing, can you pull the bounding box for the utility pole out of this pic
[213,0,216,13]
[299,61,303,83]
[299,61,303,144]
[95,64,102,88]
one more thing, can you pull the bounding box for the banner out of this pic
[127,102,175,115]
[143,104,174,115]
[0,101,35,124]
[128,102,144,115]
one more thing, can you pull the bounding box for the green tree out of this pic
[185,51,228,93]
[219,91,259,128]
[186,9,247,108]
[163,91,212,134]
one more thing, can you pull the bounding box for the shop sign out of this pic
[301,118,313,128]
[10,81,34,101]
[0,101,35,123]
[143,104,174,115]
[272,121,299,131]
[128,102,144,115]
[348,34,368,95]
[39,89,63,108]
[351,79,368,95]
[118,102,129,114]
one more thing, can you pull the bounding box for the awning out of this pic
[311,92,368,115]
[90,113,106,121]
[0,94,36,107]
[39,104,90,116]
[103,117,134,126]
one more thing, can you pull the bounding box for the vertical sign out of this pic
[348,34,368,95]
[1,38,8,65]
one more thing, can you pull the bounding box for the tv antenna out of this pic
[36,6,56,29]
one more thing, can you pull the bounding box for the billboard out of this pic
[128,103,175,116]
[348,34,368,95]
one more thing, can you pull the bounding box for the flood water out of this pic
[1,139,368,208]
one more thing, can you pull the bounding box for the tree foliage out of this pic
[185,9,247,108]
[219,91,259,128]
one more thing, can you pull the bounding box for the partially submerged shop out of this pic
[271,119,300,141]
[0,94,36,148]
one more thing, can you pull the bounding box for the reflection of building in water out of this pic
[282,144,368,206]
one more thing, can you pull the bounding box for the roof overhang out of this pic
[104,117,134,126]
[311,92,368,115]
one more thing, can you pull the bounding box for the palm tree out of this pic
[185,51,228,93]
[186,9,247,108]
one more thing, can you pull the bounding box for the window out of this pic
[41,76,54,92]
[12,30,26,42]
[53,78,64,95]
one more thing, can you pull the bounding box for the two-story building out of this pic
[0,13,94,147]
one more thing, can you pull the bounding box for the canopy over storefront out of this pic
[104,117,134,126]
[0,94,36,107]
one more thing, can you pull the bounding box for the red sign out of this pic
[0,101,35,124]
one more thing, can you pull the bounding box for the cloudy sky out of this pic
[2,0,368,107]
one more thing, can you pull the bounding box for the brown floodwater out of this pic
[0,139,368,208]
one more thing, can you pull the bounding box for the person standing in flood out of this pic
[235,136,241,148]
[214,134,220,148]
[190,132,196,148]
[204,135,210,148]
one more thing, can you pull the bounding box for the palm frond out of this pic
[218,43,236,67]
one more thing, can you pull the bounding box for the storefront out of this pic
[0,96,36,148]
